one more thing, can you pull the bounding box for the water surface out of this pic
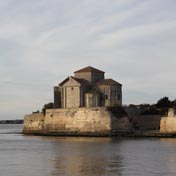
[0,124,176,176]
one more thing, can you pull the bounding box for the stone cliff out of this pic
[23,107,131,136]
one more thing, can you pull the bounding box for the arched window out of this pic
[105,94,108,99]
[118,94,121,100]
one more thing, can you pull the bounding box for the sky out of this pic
[0,0,176,120]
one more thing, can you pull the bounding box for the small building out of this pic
[54,66,122,108]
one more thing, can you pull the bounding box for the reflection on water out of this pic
[160,138,176,143]
[1,125,176,176]
[50,137,123,176]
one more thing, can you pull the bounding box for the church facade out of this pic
[54,66,122,108]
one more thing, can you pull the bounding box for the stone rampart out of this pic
[22,113,44,134]
[160,108,176,133]
[23,107,131,136]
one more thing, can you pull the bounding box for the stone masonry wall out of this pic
[23,113,44,134]
[44,108,111,135]
[160,108,176,133]
[63,77,81,108]
[23,107,131,136]
[74,72,92,83]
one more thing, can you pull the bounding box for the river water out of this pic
[0,124,176,176]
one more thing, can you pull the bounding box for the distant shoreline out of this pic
[0,120,23,124]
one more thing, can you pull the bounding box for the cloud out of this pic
[0,0,176,119]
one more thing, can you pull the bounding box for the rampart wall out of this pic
[23,113,44,134]
[160,108,176,133]
[23,107,131,136]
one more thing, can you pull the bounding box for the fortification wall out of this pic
[23,107,131,136]
[124,107,162,130]
[44,108,111,135]
[23,113,44,134]
[160,109,176,133]
[132,115,161,130]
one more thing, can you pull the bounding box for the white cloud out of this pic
[0,0,176,119]
[93,20,176,49]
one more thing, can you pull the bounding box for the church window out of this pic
[118,94,121,100]
[105,94,108,99]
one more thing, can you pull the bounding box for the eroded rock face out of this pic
[160,108,176,133]
[23,107,131,136]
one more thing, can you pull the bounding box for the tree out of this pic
[170,99,176,107]
[156,97,170,108]
[42,102,54,115]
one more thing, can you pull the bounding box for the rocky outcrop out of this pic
[23,107,131,136]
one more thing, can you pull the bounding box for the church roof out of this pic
[96,79,122,86]
[59,76,89,86]
[74,66,104,73]
[72,77,89,86]
[59,77,69,86]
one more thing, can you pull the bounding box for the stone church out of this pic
[54,66,122,108]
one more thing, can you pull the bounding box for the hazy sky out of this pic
[0,0,176,119]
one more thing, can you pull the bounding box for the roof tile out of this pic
[96,79,122,86]
[59,76,89,86]
[74,66,104,73]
